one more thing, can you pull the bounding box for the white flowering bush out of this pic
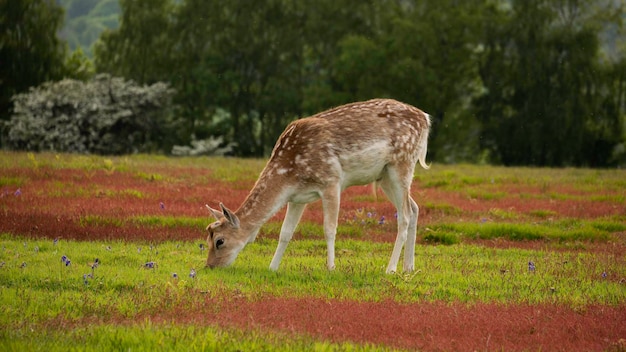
[3,74,176,154]
[171,135,235,156]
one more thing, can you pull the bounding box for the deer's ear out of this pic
[206,204,223,220]
[220,202,240,229]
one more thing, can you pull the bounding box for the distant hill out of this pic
[57,0,120,57]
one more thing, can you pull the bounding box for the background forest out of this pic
[1,0,625,166]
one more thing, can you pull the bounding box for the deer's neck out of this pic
[235,172,290,238]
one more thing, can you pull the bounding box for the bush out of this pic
[3,74,177,154]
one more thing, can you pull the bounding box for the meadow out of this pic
[0,151,625,351]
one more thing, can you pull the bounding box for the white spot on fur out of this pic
[295,154,307,167]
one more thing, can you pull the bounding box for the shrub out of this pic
[3,74,177,154]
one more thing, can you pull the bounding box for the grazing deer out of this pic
[206,98,430,273]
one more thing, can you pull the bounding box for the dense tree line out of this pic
[2,0,625,166]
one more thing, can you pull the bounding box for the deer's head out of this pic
[205,203,246,268]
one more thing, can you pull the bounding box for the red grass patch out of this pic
[139,295,626,352]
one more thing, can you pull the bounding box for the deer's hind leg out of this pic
[379,163,418,274]
[403,197,419,272]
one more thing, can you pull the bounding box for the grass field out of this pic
[1,151,625,351]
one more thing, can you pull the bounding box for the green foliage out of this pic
[3,74,177,154]
[0,0,67,124]
[94,0,173,85]
[93,0,491,158]
[63,47,95,80]
[475,0,625,166]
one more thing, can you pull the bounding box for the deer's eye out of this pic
[215,238,225,250]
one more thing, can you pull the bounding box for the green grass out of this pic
[423,202,463,216]
[77,215,208,229]
[427,218,622,243]
[0,323,393,352]
[414,163,626,200]
[0,176,25,187]
[131,216,206,228]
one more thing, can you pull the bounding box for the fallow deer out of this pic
[206,98,430,273]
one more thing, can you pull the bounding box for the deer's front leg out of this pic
[269,202,306,271]
[322,185,341,271]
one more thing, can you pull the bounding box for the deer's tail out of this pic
[417,113,431,170]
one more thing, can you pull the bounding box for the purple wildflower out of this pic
[144,261,156,269]
[367,212,373,218]
[61,255,68,264]
[602,271,607,279]
[159,202,165,210]
[14,188,21,196]
[378,216,385,225]
[189,268,196,279]
[65,259,71,266]
[528,261,536,272]
[172,273,178,279]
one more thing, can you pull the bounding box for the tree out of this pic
[474,0,624,166]
[300,0,383,112]
[94,0,173,85]
[201,0,307,156]
[64,47,96,81]
[0,0,67,127]
[3,74,176,154]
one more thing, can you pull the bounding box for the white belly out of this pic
[339,140,390,188]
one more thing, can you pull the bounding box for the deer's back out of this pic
[266,99,429,188]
